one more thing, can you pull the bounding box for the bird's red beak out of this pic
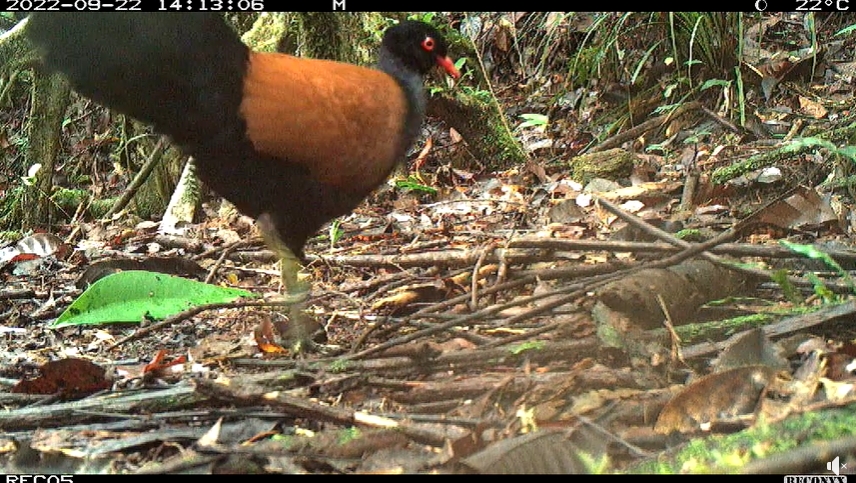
[436,55,461,79]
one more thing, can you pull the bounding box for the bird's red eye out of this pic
[421,37,435,52]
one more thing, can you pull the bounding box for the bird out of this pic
[27,13,460,349]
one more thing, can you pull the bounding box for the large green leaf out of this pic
[52,271,257,328]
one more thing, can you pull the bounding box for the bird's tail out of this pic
[27,13,249,153]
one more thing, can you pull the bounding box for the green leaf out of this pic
[517,113,549,130]
[835,24,856,36]
[22,163,42,187]
[770,269,800,304]
[780,240,855,295]
[395,177,437,195]
[836,145,856,162]
[782,137,836,153]
[52,271,257,328]
[329,219,344,249]
[700,79,731,91]
[509,340,544,354]
[779,240,844,272]
[806,272,836,302]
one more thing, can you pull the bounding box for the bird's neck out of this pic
[377,48,427,153]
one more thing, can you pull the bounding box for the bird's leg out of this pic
[279,249,309,295]
[278,247,318,352]
[258,214,317,352]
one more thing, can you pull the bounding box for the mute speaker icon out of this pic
[829,456,841,476]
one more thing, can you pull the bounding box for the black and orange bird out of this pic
[27,14,460,348]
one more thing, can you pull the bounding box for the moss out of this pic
[569,148,636,184]
[428,91,527,171]
[89,198,115,219]
[629,405,856,473]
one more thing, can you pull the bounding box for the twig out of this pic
[108,296,307,350]
[590,101,701,153]
[204,240,245,284]
[105,138,164,219]
[471,242,496,309]
[657,293,686,366]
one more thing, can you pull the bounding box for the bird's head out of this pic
[381,21,461,79]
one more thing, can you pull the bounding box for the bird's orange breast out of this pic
[240,52,408,194]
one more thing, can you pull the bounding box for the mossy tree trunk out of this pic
[428,92,527,171]
[23,70,70,231]
[298,12,372,64]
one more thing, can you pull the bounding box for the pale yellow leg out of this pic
[258,214,317,352]
[279,248,317,352]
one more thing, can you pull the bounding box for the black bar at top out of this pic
[1,2,850,13]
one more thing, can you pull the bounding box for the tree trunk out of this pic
[23,70,70,231]
[298,12,369,64]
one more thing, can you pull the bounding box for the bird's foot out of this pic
[282,299,323,354]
